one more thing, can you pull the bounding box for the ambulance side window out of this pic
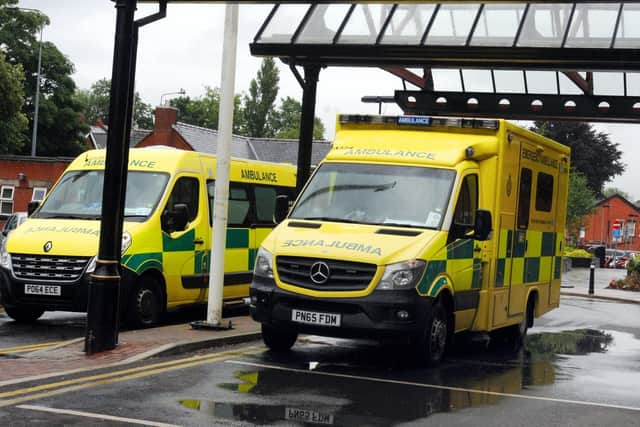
[453,174,478,226]
[163,177,199,229]
[449,174,478,242]
[206,181,250,227]
[517,168,532,229]
[254,186,278,225]
[535,172,554,212]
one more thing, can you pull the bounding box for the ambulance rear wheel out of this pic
[416,301,449,366]
[128,276,162,328]
[261,324,297,352]
[4,305,45,323]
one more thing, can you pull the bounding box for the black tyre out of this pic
[261,324,297,352]
[4,305,45,323]
[127,276,163,328]
[416,301,449,366]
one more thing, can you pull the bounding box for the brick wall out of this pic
[136,106,192,150]
[582,195,640,251]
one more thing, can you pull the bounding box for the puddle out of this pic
[179,329,629,425]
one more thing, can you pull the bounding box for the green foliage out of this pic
[0,51,28,153]
[566,169,596,245]
[0,2,87,156]
[270,97,325,140]
[563,248,592,259]
[602,187,631,201]
[75,78,154,129]
[531,121,624,196]
[240,58,280,137]
[170,87,243,132]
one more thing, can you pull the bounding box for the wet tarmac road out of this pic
[1,296,640,426]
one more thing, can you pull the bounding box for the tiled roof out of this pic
[248,137,331,165]
[173,123,257,159]
[88,126,150,149]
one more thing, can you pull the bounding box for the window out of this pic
[207,181,250,227]
[453,174,478,226]
[535,172,554,212]
[517,168,532,229]
[32,187,47,202]
[1,186,15,216]
[254,186,278,224]
[166,177,199,221]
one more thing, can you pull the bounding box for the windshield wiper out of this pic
[297,217,362,224]
[40,214,100,220]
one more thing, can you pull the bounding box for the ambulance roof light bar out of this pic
[339,114,500,130]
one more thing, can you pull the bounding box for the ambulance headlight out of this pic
[86,256,97,274]
[377,260,426,290]
[0,243,12,271]
[121,231,132,254]
[254,247,274,279]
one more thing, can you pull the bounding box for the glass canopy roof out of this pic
[256,3,640,49]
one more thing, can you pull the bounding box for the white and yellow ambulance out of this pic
[250,114,570,364]
[0,147,296,327]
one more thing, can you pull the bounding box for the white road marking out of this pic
[227,360,640,413]
[17,404,181,427]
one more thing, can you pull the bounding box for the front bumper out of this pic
[250,276,433,341]
[0,266,137,312]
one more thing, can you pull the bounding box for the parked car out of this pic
[0,212,28,248]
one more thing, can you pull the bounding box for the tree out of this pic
[240,58,279,137]
[530,121,624,196]
[0,2,87,156]
[170,86,243,132]
[0,51,28,153]
[76,78,154,129]
[270,97,325,140]
[566,169,596,246]
[602,187,631,201]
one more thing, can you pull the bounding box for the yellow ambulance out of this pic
[250,114,570,365]
[0,147,296,327]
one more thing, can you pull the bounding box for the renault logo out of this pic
[310,261,330,285]
[43,241,53,253]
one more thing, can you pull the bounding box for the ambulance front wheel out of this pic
[128,276,163,328]
[261,324,298,352]
[4,305,45,323]
[416,301,449,366]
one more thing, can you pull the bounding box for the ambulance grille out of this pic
[276,256,376,291]
[11,254,91,282]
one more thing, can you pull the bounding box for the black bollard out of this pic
[589,263,595,295]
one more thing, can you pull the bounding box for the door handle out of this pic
[473,246,481,253]
[194,238,204,245]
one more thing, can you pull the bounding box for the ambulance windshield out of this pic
[290,162,455,229]
[34,170,169,221]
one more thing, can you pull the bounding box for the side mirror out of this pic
[162,203,190,233]
[274,194,291,223]
[27,201,40,216]
[473,209,492,241]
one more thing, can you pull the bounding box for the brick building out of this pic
[0,156,73,227]
[582,194,640,251]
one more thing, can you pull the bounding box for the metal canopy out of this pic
[251,2,640,122]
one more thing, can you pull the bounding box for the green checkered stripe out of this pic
[416,239,482,296]
[495,229,562,287]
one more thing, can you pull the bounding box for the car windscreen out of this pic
[34,170,169,221]
[289,162,455,229]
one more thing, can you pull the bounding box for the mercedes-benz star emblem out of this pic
[310,261,330,285]
[43,241,53,253]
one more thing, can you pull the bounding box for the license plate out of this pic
[291,309,341,327]
[285,407,334,425]
[24,284,61,296]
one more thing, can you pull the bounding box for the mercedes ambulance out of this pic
[250,114,570,365]
[0,147,296,327]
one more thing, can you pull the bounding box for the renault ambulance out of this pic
[0,147,296,327]
[250,114,570,365]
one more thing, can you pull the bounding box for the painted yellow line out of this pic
[0,347,263,408]
[0,341,67,355]
[0,345,262,400]
[18,404,180,427]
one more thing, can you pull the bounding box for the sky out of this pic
[16,0,640,201]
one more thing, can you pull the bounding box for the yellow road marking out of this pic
[0,345,262,402]
[0,341,67,355]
